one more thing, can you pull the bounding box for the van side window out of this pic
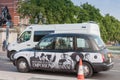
[34,31,54,42]
[76,37,92,51]
[19,31,31,43]
[55,37,73,50]
[39,37,55,50]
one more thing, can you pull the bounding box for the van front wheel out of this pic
[16,58,29,73]
[10,51,16,61]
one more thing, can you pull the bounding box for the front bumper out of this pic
[92,62,114,72]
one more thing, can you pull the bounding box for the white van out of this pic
[7,22,100,60]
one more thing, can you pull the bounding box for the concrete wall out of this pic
[0,28,17,44]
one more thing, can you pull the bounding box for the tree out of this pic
[17,1,120,42]
[17,0,78,24]
[77,2,102,23]
[102,14,120,42]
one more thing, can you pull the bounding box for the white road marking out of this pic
[85,79,98,80]
[31,76,98,80]
[110,70,120,72]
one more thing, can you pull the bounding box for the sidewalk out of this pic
[0,44,7,53]
[0,44,8,60]
[109,49,120,54]
[0,70,97,80]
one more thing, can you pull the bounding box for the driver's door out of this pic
[30,37,57,69]
[16,31,32,51]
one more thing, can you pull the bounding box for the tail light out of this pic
[101,54,105,62]
[101,52,112,63]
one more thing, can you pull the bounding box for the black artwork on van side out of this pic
[30,53,56,69]
[84,53,90,61]
[30,52,94,70]
[94,55,97,59]
[58,53,73,70]
[70,52,84,62]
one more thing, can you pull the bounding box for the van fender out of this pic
[14,51,33,67]
[82,52,103,63]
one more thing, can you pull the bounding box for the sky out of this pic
[71,0,120,21]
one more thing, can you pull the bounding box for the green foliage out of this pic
[101,14,120,42]
[17,0,120,43]
[77,3,102,23]
[18,0,77,24]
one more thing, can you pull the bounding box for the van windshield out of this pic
[18,31,31,43]
[91,36,105,49]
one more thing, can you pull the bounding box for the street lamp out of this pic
[34,17,38,24]
[34,12,46,24]
[39,12,42,19]
[39,12,46,24]
[6,20,11,48]
[42,17,46,24]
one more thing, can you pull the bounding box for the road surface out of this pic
[0,51,120,80]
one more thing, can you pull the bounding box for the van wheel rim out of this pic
[83,65,90,76]
[19,61,27,69]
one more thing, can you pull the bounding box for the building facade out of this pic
[0,0,29,45]
[0,0,29,26]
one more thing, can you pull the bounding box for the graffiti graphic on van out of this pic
[30,51,103,70]
[30,53,56,68]
[58,53,74,70]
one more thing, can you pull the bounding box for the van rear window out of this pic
[76,37,93,51]
[92,36,105,49]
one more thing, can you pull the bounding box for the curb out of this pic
[109,50,120,54]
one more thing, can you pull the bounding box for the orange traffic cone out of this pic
[77,59,84,80]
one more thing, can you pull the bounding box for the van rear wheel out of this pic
[76,62,93,78]
[83,62,93,78]
[16,58,29,73]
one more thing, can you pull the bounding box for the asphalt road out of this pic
[0,51,120,80]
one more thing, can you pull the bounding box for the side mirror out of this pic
[17,38,20,43]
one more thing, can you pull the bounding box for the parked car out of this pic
[12,33,113,78]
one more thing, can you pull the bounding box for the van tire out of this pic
[76,62,93,78]
[10,51,16,61]
[16,58,29,73]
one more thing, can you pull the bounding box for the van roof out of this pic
[44,33,96,38]
[27,22,98,30]
[24,22,100,37]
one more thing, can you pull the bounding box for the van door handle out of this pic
[27,44,31,46]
